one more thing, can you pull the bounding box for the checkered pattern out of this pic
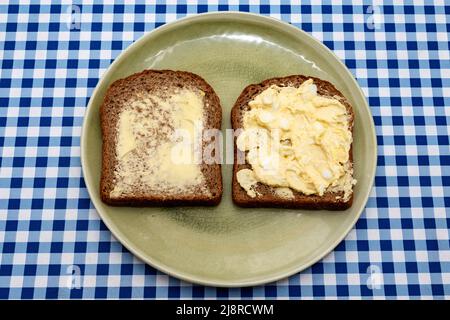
[0,1,449,299]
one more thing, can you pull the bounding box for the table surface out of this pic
[0,1,449,299]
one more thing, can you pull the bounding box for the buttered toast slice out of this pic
[100,70,222,206]
[231,75,356,210]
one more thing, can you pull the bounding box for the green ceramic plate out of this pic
[81,12,377,287]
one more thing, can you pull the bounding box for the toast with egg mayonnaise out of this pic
[231,75,356,210]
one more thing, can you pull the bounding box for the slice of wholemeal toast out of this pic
[100,70,222,206]
[231,75,355,210]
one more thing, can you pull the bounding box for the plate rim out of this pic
[81,11,377,287]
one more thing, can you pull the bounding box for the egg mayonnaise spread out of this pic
[236,79,356,201]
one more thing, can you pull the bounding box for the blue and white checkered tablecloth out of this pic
[0,1,449,299]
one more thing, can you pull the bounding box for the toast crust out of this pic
[100,70,223,206]
[231,75,354,210]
